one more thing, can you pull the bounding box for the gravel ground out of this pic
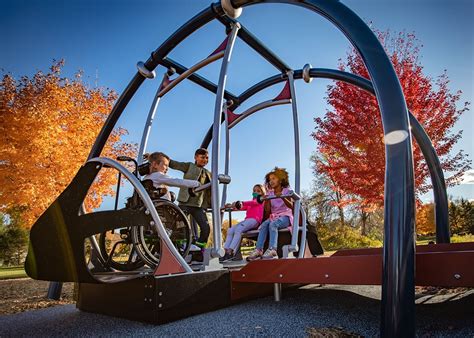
[0,285,473,337]
[0,279,74,315]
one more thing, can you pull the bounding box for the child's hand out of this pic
[160,186,168,195]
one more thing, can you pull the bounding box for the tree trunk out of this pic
[338,206,345,226]
[361,211,368,236]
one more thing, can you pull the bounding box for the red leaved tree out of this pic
[312,30,471,212]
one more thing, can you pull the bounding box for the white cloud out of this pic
[460,169,474,185]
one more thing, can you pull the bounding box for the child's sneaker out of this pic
[261,248,278,260]
[194,241,207,249]
[219,252,234,263]
[246,248,263,261]
[189,244,202,252]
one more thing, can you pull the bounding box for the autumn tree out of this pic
[312,30,471,210]
[415,203,436,236]
[310,153,350,227]
[0,61,136,228]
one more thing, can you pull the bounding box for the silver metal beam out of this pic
[157,51,225,98]
[210,22,241,258]
[221,102,231,210]
[137,73,168,165]
[88,157,193,273]
[287,71,301,253]
[298,207,307,258]
[228,99,291,129]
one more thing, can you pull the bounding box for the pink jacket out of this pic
[240,199,264,224]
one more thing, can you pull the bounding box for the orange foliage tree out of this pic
[415,203,436,236]
[0,61,136,228]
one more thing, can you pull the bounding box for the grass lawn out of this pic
[0,266,27,280]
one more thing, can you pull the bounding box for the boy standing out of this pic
[169,148,212,247]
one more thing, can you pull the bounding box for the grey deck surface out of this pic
[1,285,473,337]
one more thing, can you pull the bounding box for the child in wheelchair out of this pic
[143,152,201,201]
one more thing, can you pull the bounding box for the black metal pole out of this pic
[114,172,122,211]
[46,281,62,300]
[218,1,417,335]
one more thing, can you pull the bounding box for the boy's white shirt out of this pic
[144,171,200,201]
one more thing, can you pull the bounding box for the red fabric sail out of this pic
[226,109,239,125]
[208,35,229,57]
[272,81,291,101]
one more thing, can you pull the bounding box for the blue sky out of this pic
[1,0,473,212]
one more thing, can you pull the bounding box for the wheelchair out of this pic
[97,157,192,271]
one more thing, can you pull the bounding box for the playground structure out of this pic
[24,1,474,337]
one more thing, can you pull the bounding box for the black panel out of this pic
[25,161,153,283]
[77,275,156,322]
[77,270,231,324]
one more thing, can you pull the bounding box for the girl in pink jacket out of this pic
[220,184,266,262]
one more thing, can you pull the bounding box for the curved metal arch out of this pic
[215,1,416,335]
[137,49,228,164]
[88,4,221,160]
[204,68,449,244]
[89,157,193,273]
[84,0,417,334]
[228,98,291,128]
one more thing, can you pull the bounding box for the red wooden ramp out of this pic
[230,242,474,301]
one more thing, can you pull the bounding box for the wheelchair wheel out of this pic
[132,199,192,268]
[98,229,145,271]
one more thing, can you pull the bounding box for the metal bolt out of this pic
[242,274,246,278]
[150,221,155,226]
[145,209,150,215]
[279,274,283,278]
[158,303,163,308]
[325,274,329,278]
[96,165,101,169]
[144,298,147,301]
[158,292,163,296]
[454,274,461,280]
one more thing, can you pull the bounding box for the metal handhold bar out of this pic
[193,174,232,194]
[255,189,301,204]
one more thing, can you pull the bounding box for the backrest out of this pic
[126,179,167,209]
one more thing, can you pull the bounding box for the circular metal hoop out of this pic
[221,0,243,18]
[302,63,313,83]
[137,61,156,79]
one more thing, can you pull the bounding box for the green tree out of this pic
[0,208,29,266]
[458,198,474,234]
